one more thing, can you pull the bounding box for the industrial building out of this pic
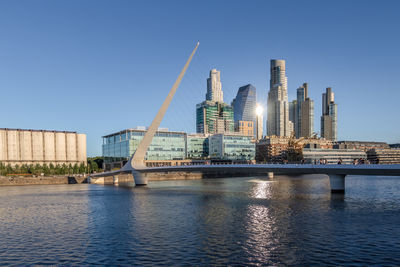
[0,128,86,166]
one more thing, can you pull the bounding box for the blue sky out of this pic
[0,0,399,156]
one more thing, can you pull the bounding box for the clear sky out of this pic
[0,0,399,156]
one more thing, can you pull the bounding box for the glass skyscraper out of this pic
[232,84,257,122]
[196,69,234,135]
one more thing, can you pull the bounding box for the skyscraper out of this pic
[267,59,293,137]
[206,69,223,102]
[321,87,337,141]
[196,101,234,134]
[196,69,234,134]
[232,84,257,122]
[290,83,314,138]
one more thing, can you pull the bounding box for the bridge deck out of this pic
[137,164,400,176]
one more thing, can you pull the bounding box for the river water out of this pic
[1,175,400,266]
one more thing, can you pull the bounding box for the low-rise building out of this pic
[234,120,254,136]
[256,136,333,163]
[209,133,255,161]
[0,128,86,167]
[302,148,367,164]
[367,148,400,164]
[102,127,186,170]
[187,134,209,159]
[335,141,389,152]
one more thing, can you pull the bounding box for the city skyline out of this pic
[1,1,399,156]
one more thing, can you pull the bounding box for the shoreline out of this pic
[0,175,88,186]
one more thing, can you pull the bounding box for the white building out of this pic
[206,69,223,102]
[0,128,86,166]
[267,59,293,137]
[302,148,366,164]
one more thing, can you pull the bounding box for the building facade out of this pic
[187,134,209,159]
[234,121,254,136]
[367,148,400,164]
[302,148,366,164]
[256,136,333,163]
[256,106,263,140]
[102,127,186,170]
[0,128,86,166]
[290,83,314,138]
[334,141,389,152]
[209,134,255,161]
[206,69,223,102]
[321,87,338,141]
[196,101,234,134]
[267,59,293,137]
[232,84,257,123]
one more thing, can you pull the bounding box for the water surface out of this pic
[1,175,400,265]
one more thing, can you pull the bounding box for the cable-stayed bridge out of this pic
[90,42,400,193]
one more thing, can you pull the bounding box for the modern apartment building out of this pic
[0,128,86,166]
[321,87,338,141]
[267,59,293,137]
[290,83,314,138]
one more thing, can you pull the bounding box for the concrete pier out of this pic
[132,170,148,186]
[329,174,346,193]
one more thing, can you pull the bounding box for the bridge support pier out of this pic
[328,174,346,193]
[113,175,119,185]
[132,170,148,186]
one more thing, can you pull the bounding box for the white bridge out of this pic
[90,42,400,193]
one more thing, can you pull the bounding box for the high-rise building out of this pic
[196,69,234,135]
[290,83,314,138]
[206,69,223,102]
[196,101,234,134]
[232,84,257,122]
[321,87,337,141]
[267,59,293,137]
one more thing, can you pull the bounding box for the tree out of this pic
[285,133,304,163]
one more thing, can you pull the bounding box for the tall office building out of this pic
[232,84,257,122]
[206,69,223,102]
[196,69,234,134]
[321,87,337,141]
[290,83,314,138]
[196,101,234,134]
[267,59,293,137]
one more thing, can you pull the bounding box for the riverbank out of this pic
[0,175,88,186]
